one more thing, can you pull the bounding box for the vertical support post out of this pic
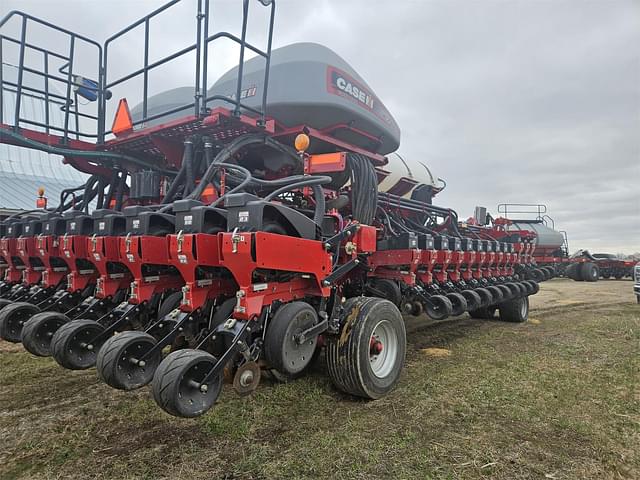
[63,35,76,143]
[259,1,276,126]
[0,37,4,125]
[74,92,80,139]
[143,18,150,120]
[201,0,210,116]
[43,52,50,134]
[194,0,203,117]
[14,16,28,130]
[99,46,107,143]
[233,0,250,117]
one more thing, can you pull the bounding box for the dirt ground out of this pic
[0,278,638,480]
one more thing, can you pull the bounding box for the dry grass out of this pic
[0,278,638,479]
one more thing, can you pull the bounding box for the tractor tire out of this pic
[0,301,41,343]
[365,279,402,307]
[572,264,585,281]
[469,306,497,319]
[498,296,529,323]
[152,349,223,418]
[326,297,406,400]
[0,298,13,311]
[565,263,577,280]
[22,311,69,356]
[580,262,599,282]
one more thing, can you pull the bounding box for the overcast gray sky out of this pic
[3,0,640,253]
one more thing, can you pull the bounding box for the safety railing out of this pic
[102,0,275,139]
[497,203,548,221]
[0,10,103,141]
[0,0,275,144]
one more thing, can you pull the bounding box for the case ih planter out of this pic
[483,204,634,282]
[0,0,547,417]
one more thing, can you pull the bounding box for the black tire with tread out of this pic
[424,294,453,320]
[326,297,406,399]
[499,296,529,323]
[97,331,161,390]
[51,319,106,370]
[0,301,41,342]
[157,291,183,319]
[469,306,497,319]
[445,292,467,316]
[152,349,222,418]
[264,301,318,376]
[580,262,599,282]
[366,279,402,307]
[460,290,481,312]
[22,311,69,356]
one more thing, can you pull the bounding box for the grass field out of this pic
[1,278,638,479]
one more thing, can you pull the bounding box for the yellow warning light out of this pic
[294,133,310,153]
[37,186,45,197]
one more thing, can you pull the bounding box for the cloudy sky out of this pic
[3,0,640,253]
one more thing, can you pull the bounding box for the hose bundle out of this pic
[348,153,377,225]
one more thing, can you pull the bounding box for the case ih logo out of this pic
[228,85,257,101]
[327,66,393,125]
[328,66,374,110]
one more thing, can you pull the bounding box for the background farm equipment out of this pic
[473,204,633,282]
[0,0,545,418]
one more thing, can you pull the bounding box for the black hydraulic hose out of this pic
[114,171,127,211]
[263,176,332,202]
[190,133,300,200]
[96,177,105,210]
[208,163,254,208]
[264,175,331,226]
[162,138,196,204]
[0,128,178,176]
[162,162,186,204]
[156,162,254,213]
[103,170,119,208]
[348,153,377,225]
[311,183,326,226]
[203,138,214,167]
[77,175,100,212]
[182,138,195,197]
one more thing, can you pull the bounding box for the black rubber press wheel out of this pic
[152,349,223,418]
[0,302,40,343]
[22,311,69,356]
[51,319,106,370]
[97,331,162,390]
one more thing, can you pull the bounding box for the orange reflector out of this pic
[308,152,347,173]
[112,98,133,136]
[294,133,310,152]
